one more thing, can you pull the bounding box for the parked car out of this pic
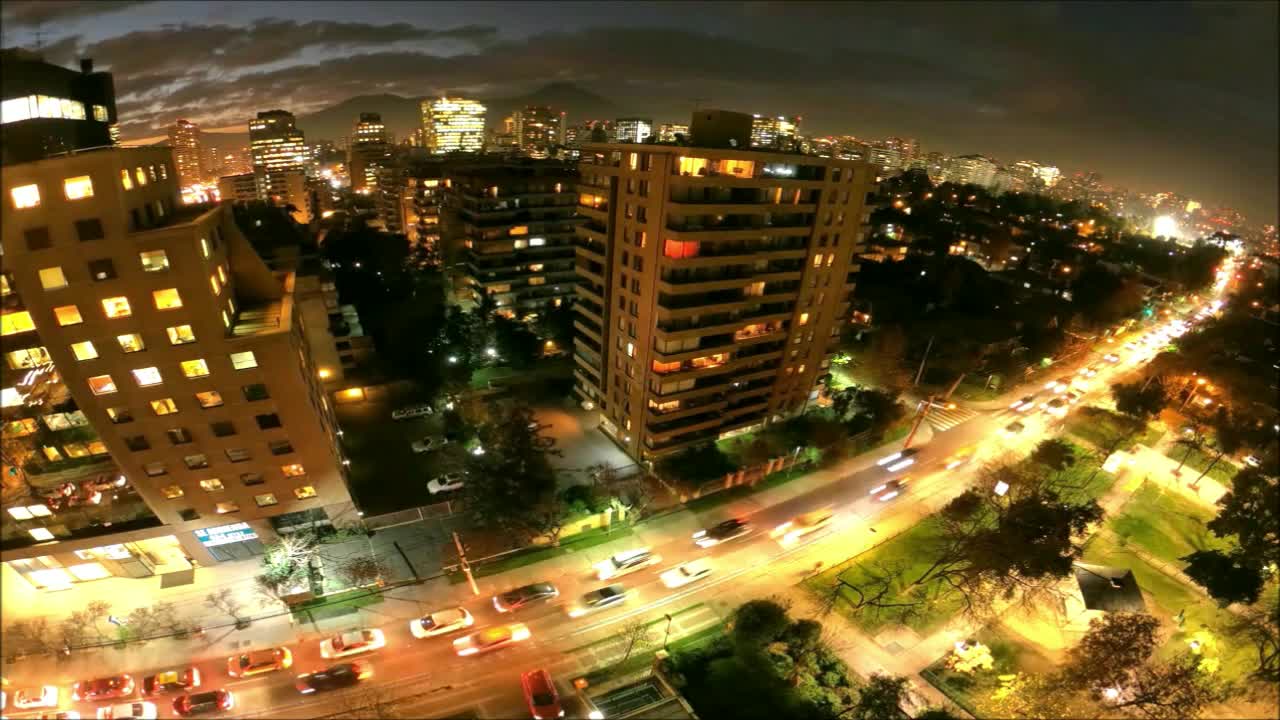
[319,629,385,659]
[172,690,233,717]
[566,584,628,618]
[411,436,448,454]
[11,686,58,710]
[692,518,752,548]
[294,662,373,694]
[94,703,156,720]
[73,675,134,702]
[427,472,465,494]
[391,404,433,421]
[493,582,559,613]
[521,669,564,720]
[226,648,292,678]
[409,607,474,639]
[453,623,531,656]
[661,559,714,589]
[594,548,660,580]
[142,669,200,697]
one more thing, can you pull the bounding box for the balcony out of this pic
[654,349,784,384]
[574,319,603,345]
[574,350,602,378]
[574,368,601,393]
[658,269,803,294]
[658,291,797,320]
[666,213,814,235]
[653,334,785,365]
[668,186,822,206]
[645,396,728,424]
[576,281,604,305]
[578,222,607,242]
[574,297,604,325]
[655,309,792,341]
[647,412,725,441]
[643,414,762,457]
[577,203,608,222]
[576,262,605,286]
[574,237,606,263]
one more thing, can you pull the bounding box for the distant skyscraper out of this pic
[613,118,653,144]
[248,109,308,210]
[348,113,389,193]
[657,123,689,142]
[168,119,202,188]
[420,97,486,154]
[513,106,565,158]
[943,154,998,188]
[749,115,800,150]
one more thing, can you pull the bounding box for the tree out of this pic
[617,618,657,666]
[730,599,792,652]
[1111,378,1168,424]
[205,589,249,629]
[492,314,542,369]
[83,600,113,642]
[845,673,909,720]
[1029,438,1076,475]
[1061,613,1161,696]
[460,404,561,537]
[3,618,54,656]
[859,325,911,394]
[1190,407,1248,487]
[1108,655,1233,719]
[339,555,390,588]
[1228,596,1279,682]
[1181,550,1266,605]
[1182,467,1279,606]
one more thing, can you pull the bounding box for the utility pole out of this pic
[913,335,935,386]
[452,531,479,596]
[902,394,936,450]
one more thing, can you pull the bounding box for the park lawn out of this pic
[1081,532,1255,682]
[1066,406,1165,452]
[463,525,634,580]
[1049,443,1120,505]
[1110,481,1231,568]
[921,622,1058,718]
[1162,444,1239,486]
[291,587,384,622]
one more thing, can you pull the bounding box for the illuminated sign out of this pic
[193,522,258,547]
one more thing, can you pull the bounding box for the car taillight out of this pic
[357,668,373,680]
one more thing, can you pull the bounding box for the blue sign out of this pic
[194,522,258,547]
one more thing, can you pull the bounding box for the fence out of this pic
[363,500,455,530]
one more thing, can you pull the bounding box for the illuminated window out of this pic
[626,342,635,357]
[63,175,94,200]
[158,164,167,180]
[528,276,546,286]
[677,156,709,175]
[812,254,824,267]
[134,167,148,186]
[512,239,527,250]
[529,237,546,247]
[281,463,305,477]
[226,297,235,314]
[180,359,210,378]
[139,250,168,272]
[691,353,728,369]
[70,341,98,361]
[150,398,178,415]
[509,225,529,236]
[54,305,84,326]
[102,296,131,318]
[132,367,162,387]
[1,310,36,335]
[39,267,68,290]
[10,183,40,209]
[152,288,182,310]
[106,407,132,424]
[221,310,230,328]
[148,165,157,182]
[254,493,278,507]
[120,169,133,190]
[5,347,48,369]
[116,333,145,353]
[43,446,63,462]
[651,359,681,373]
[663,239,699,259]
[167,325,196,345]
[230,351,258,370]
[528,263,544,272]
[199,237,209,258]
[209,274,221,295]
[215,502,239,514]
[160,485,183,499]
[217,265,228,284]
[798,312,810,326]
[744,281,765,297]
[195,391,223,408]
[825,254,835,267]
[87,374,117,395]
[199,478,224,492]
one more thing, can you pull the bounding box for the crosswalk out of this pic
[926,405,979,432]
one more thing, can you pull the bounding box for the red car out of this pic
[173,690,234,716]
[72,674,134,702]
[521,669,563,719]
[226,648,292,677]
[142,668,200,696]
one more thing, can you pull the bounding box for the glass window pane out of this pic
[9,183,40,209]
[88,374,117,395]
[166,325,196,344]
[132,367,162,387]
[63,175,94,200]
[39,267,67,290]
[70,341,97,360]
[152,288,182,310]
[195,391,223,408]
[139,250,169,272]
[230,351,257,369]
[102,296,131,318]
[150,398,178,415]
[180,359,210,378]
[54,305,83,326]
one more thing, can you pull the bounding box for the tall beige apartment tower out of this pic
[1,146,355,594]
[572,110,877,461]
[168,119,203,188]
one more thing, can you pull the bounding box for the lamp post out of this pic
[1179,377,1207,410]
[662,613,674,650]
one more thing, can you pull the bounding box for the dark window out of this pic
[144,204,156,225]
[166,427,193,445]
[241,383,270,401]
[178,508,200,521]
[183,453,209,470]
[124,435,150,451]
[107,407,134,424]
[75,218,105,242]
[130,208,143,230]
[88,258,116,281]
[210,421,236,437]
[268,439,294,456]
[225,448,251,463]
[255,413,282,430]
[24,227,52,251]
[143,461,167,477]
[240,472,265,486]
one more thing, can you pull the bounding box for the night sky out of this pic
[3,0,1275,223]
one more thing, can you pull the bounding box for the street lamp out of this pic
[662,613,674,650]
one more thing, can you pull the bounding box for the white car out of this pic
[660,559,714,588]
[595,548,660,580]
[1078,365,1098,378]
[410,607,474,638]
[319,629,386,659]
[427,472,464,494]
[875,449,917,473]
[1103,353,1121,364]
[411,437,448,454]
[96,703,157,720]
[1010,395,1038,412]
[12,686,58,710]
[392,404,433,421]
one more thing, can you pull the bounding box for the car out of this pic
[567,584,628,618]
[427,472,464,494]
[12,686,58,710]
[660,559,714,589]
[771,508,834,545]
[1122,341,1139,352]
[320,629,386,659]
[94,702,156,720]
[142,669,200,697]
[1103,353,1121,363]
[172,691,233,717]
[943,448,974,470]
[493,582,559,613]
[410,607,474,638]
[73,675,134,702]
[692,518,753,548]
[453,623,531,656]
[594,548,660,580]
[411,436,448,454]
[875,448,918,473]
[1243,455,1261,468]
[1001,421,1026,437]
[1010,395,1038,412]
[1063,391,1082,405]
[226,647,292,677]
[294,661,373,694]
[391,404,433,421]
[1041,398,1068,418]
[521,669,564,720]
[868,478,908,502]
[1078,365,1099,378]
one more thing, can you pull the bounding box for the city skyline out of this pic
[1,0,1274,223]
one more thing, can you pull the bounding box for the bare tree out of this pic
[340,555,391,587]
[616,618,657,666]
[205,589,249,629]
[3,618,54,656]
[83,600,113,642]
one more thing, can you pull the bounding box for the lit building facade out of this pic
[421,98,486,154]
[749,115,800,151]
[399,161,446,259]
[657,123,689,143]
[614,118,653,144]
[572,113,876,460]
[168,119,203,188]
[1,50,117,165]
[942,154,998,188]
[513,106,565,158]
[348,113,389,193]
[248,110,309,215]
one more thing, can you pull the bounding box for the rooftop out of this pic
[1074,563,1146,613]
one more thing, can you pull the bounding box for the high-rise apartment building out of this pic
[572,110,876,460]
[614,118,653,144]
[749,115,800,151]
[513,106,565,158]
[657,123,689,143]
[420,98,486,154]
[347,113,390,193]
[1,140,354,594]
[1,50,117,165]
[248,110,308,213]
[398,161,446,260]
[446,161,581,316]
[168,119,203,189]
[942,154,998,188]
[217,172,258,203]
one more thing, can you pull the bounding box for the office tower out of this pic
[942,154,998,188]
[168,119,203,189]
[749,115,800,151]
[513,106,565,159]
[614,118,653,144]
[865,145,904,172]
[657,123,689,143]
[217,172,258,203]
[572,109,876,460]
[420,97,486,154]
[248,110,308,214]
[347,113,390,194]
[2,141,354,593]
[446,160,581,317]
[1,50,117,165]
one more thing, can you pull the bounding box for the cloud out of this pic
[1,0,151,27]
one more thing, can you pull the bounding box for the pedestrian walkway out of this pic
[926,405,978,432]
